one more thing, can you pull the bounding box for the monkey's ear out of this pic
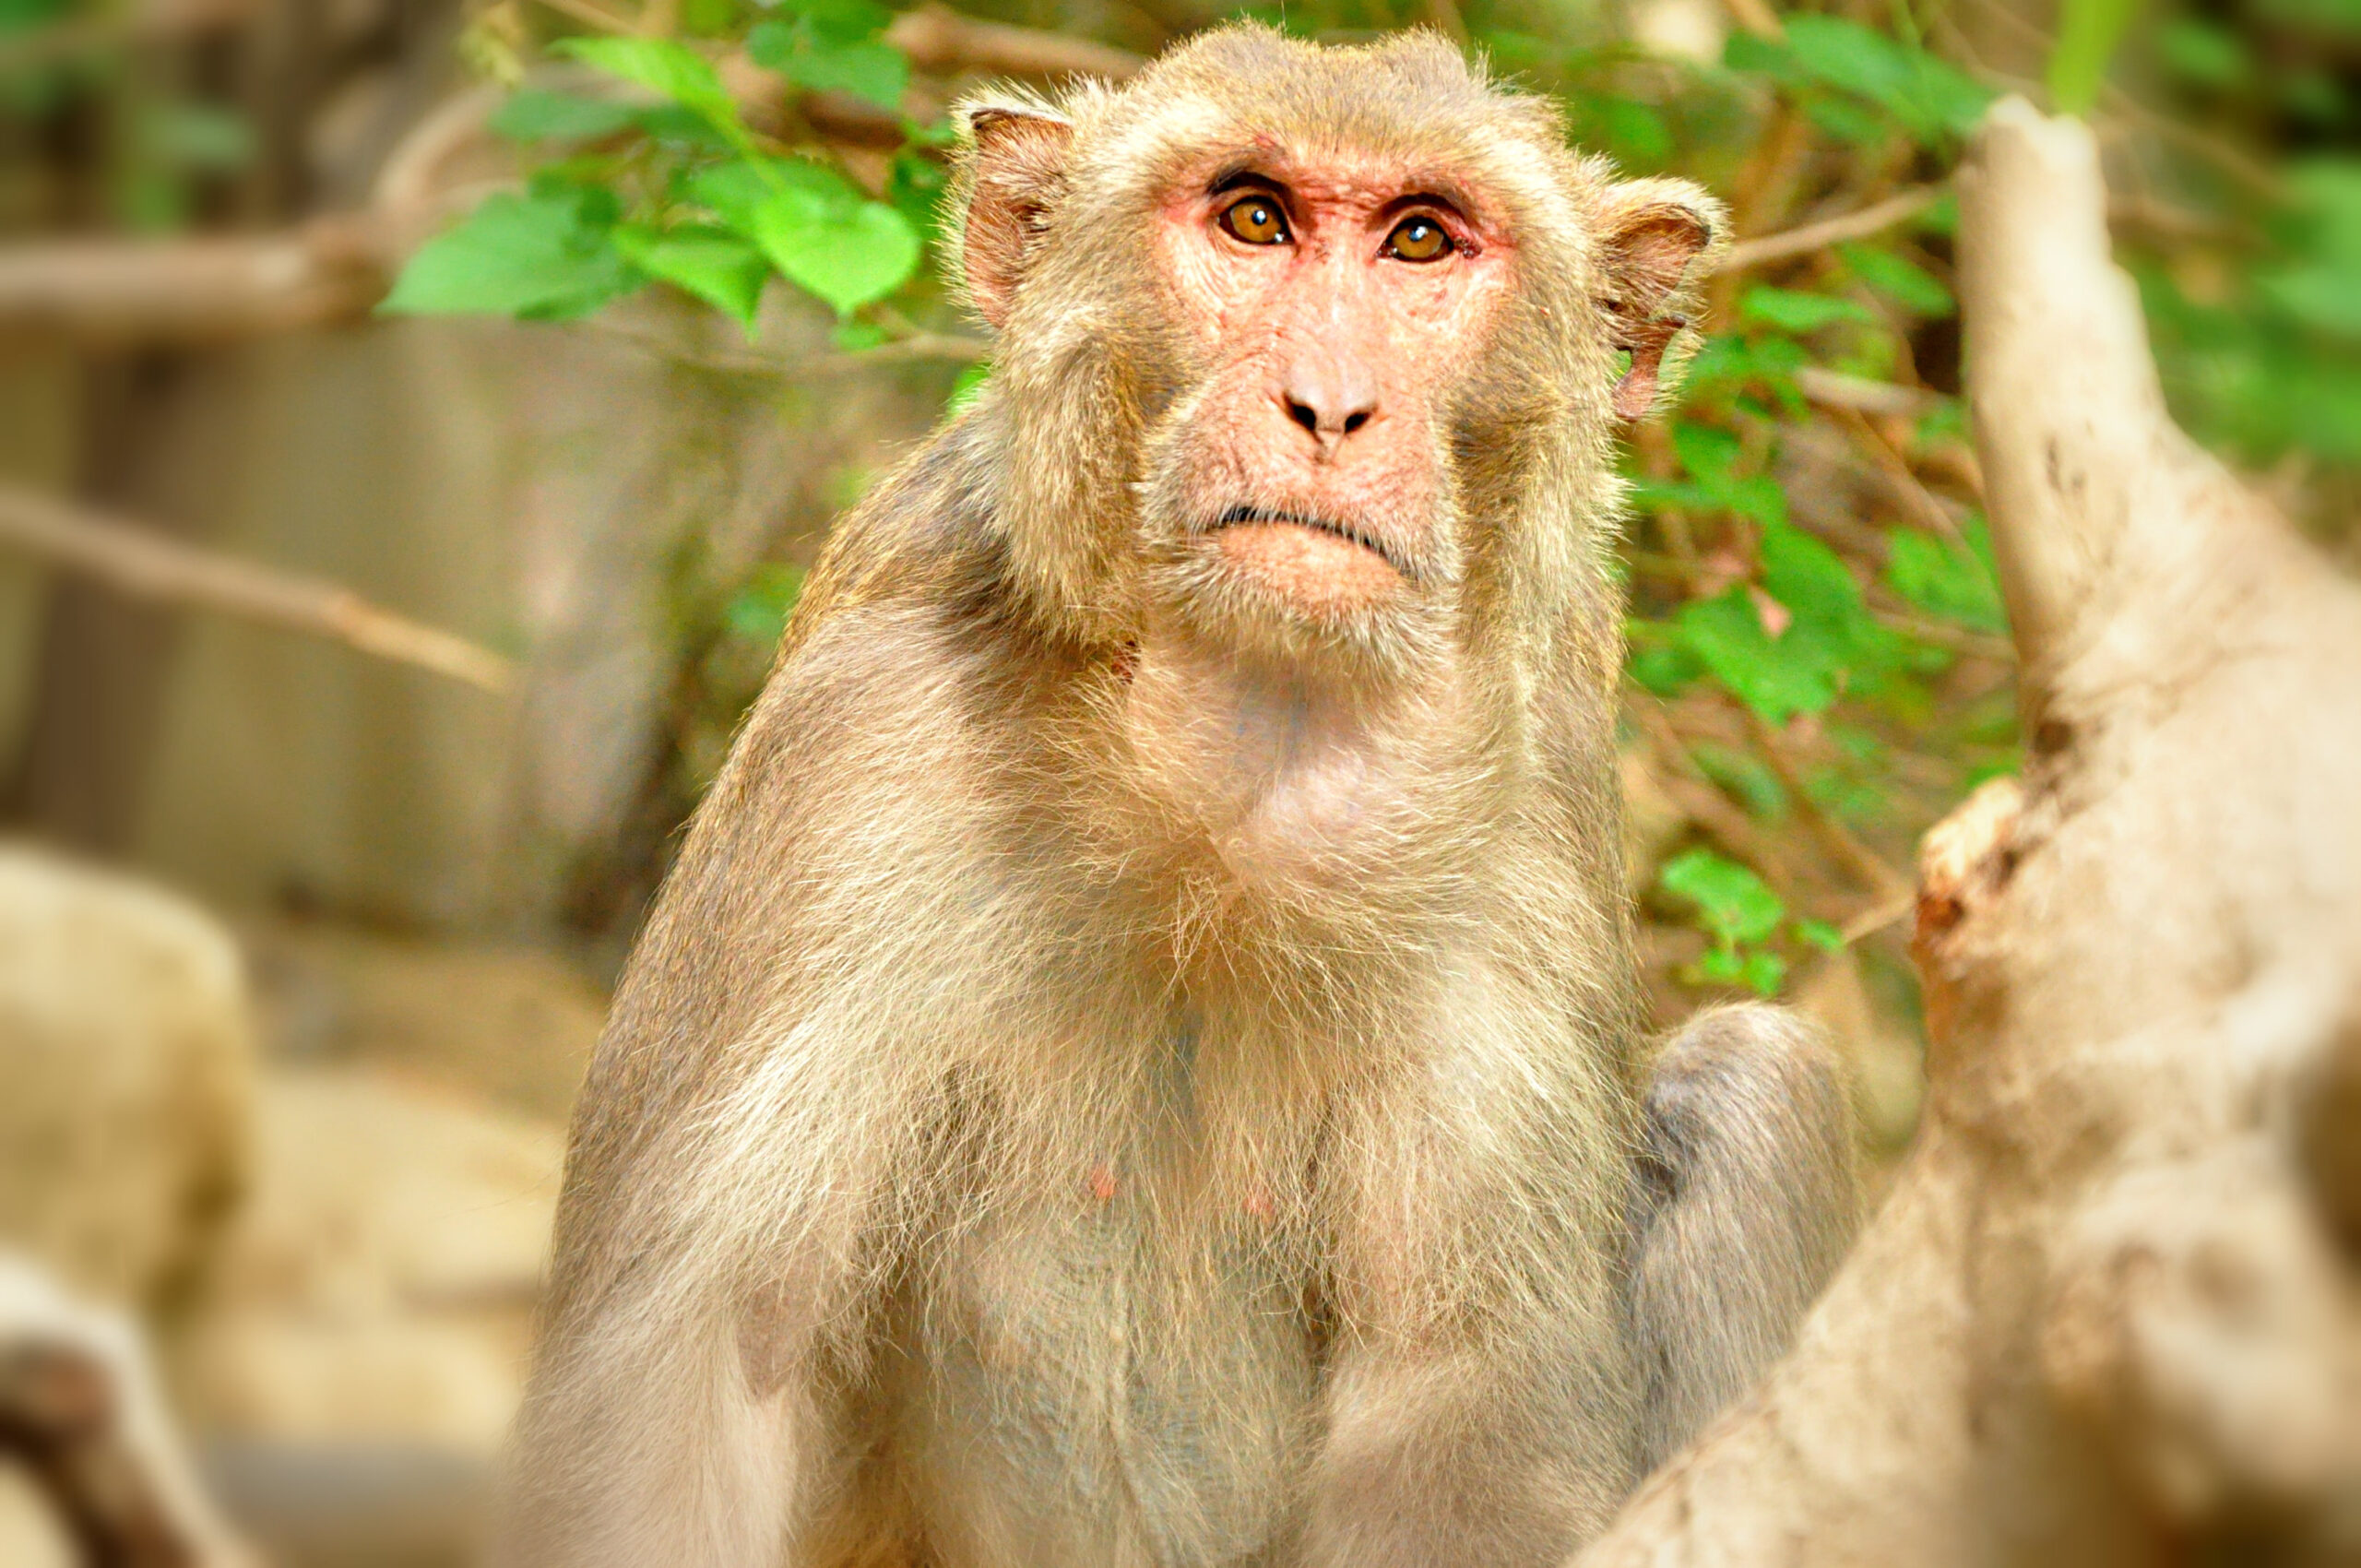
[1594,180,1724,421]
[957,102,1075,329]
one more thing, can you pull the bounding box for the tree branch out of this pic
[1718,186,1941,273]
[0,486,515,693]
[884,6,1144,80]
[1574,97,2361,1568]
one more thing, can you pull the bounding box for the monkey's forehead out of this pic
[1072,24,1605,235]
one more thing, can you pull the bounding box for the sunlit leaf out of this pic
[749,187,921,315]
[612,224,769,326]
[785,40,908,109]
[1660,848,1787,947]
[380,189,636,320]
[1678,588,1838,723]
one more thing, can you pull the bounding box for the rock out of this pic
[242,920,602,1124]
[175,1067,563,1457]
[0,845,254,1310]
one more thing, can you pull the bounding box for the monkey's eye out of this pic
[1219,196,1291,245]
[1383,216,1453,262]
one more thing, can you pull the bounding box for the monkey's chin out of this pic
[1210,517,1406,620]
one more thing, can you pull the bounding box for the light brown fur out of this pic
[505,27,1848,1568]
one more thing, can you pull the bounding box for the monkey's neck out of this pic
[1117,625,1486,901]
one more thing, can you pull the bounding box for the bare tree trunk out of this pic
[1574,97,2361,1567]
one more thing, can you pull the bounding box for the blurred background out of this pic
[0,0,2349,1560]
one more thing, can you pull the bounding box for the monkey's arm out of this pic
[1303,1039,1646,1567]
[503,588,979,1568]
[1626,1002,1857,1470]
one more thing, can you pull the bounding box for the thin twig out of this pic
[1794,367,1945,420]
[1630,697,1801,888]
[1869,606,2014,661]
[1719,187,1943,274]
[1836,406,1970,547]
[1738,707,1915,900]
[585,317,989,377]
[1838,886,1916,944]
[0,487,514,693]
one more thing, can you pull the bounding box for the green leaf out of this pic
[888,148,950,241]
[1660,848,1787,948]
[1782,17,1995,143]
[1840,244,1955,316]
[612,224,769,326]
[379,189,637,320]
[1678,588,1838,723]
[1759,521,1865,628]
[2047,0,2141,115]
[1742,286,1878,333]
[1885,518,2006,633]
[749,188,921,315]
[1738,948,1788,996]
[555,35,738,125]
[760,0,894,47]
[784,39,908,109]
[689,158,860,233]
[490,89,640,142]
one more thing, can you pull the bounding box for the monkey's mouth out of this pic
[1208,505,1409,578]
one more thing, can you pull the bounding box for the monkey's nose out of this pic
[1278,363,1378,450]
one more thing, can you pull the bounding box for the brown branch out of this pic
[884,6,1145,80]
[0,486,515,693]
[0,209,414,345]
[1792,367,1944,421]
[1718,186,1942,274]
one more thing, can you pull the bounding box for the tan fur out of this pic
[504,27,1844,1568]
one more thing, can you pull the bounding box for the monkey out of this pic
[504,25,1857,1568]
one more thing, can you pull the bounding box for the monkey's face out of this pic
[1132,149,1518,644]
[955,28,1719,680]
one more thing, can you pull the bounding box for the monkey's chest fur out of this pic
[891,1194,1318,1568]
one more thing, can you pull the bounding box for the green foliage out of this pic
[2049,0,2143,114]
[747,0,908,110]
[386,8,934,331]
[384,0,2347,1003]
[1659,848,1821,996]
[381,187,637,319]
[1728,18,1994,147]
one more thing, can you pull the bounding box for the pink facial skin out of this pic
[1153,148,1518,624]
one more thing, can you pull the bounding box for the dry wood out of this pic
[0,486,515,693]
[1575,95,2361,1567]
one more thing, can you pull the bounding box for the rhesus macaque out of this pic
[509,26,1857,1568]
